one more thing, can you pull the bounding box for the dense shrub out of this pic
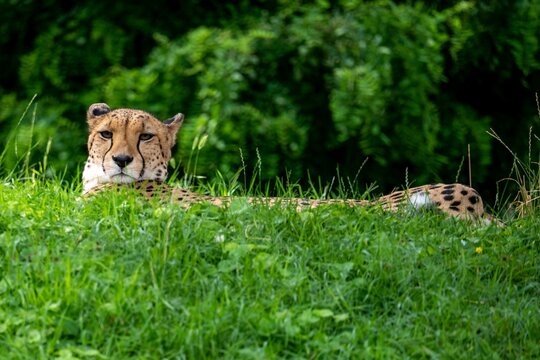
[0,1,539,194]
[103,3,494,187]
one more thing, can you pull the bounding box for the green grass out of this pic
[1,179,539,359]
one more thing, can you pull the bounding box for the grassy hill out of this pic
[1,179,538,358]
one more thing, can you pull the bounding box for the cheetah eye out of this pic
[99,131,112,139]
[139,133,154,141]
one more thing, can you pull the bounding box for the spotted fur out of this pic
[83,103,497,224]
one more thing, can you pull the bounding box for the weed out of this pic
[487,94,540,218]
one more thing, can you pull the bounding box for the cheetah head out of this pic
[82,103,184,194]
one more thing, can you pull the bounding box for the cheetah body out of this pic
[82,103,492,223]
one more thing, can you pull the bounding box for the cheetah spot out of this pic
[443,195,454,201]
[469,196,478,205]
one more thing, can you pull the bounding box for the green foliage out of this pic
[0,97,84,179]
[19,15,127,98]
[104,27,309,180]
[0,0,539,192]
[0,180,539,357]
[102,2,496,187]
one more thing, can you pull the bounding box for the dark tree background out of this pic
[1,0,539,201]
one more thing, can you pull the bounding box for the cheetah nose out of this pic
[112,155,133,169]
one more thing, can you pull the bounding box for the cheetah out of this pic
[83,103,497,224]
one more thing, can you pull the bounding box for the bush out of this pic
[1,0,539,194]
[103,2,493,188]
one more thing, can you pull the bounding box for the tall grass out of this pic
[1,100,539,358]
[1,174,538,358]
[0,95,37,178]
[0,95,61,187]
[487,93,540,219]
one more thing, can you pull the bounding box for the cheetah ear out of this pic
[87,103,111,126]
[163,113,184,141]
